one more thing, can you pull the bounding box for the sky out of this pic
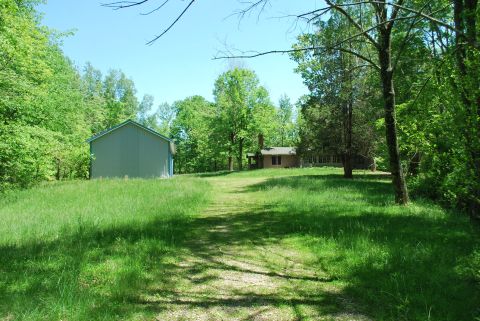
[38,0,325,107]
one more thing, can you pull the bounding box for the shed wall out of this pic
[91,123,171,178]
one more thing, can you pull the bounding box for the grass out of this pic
[242,170,480,320]
[0,168,478,320]
[0,177,211,320]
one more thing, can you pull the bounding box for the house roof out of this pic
[261,147,297,156]
[86,119,173,143]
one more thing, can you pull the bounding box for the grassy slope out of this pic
[0,177,211,320]
[0,168,478,321]
[197,168,480,320]
[231,168,480,320]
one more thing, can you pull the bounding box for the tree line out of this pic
[4,0,480,220]
[289,0,480,219]
[104,0,480,219]
[0,0,298,190]
[0,0,171,189]
[157,68,298,174]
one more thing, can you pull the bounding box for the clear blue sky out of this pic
[38,0,325,106]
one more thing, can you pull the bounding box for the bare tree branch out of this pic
[388,0,405,28]
[146,0,196,45]
[391,0,442,72]
[140,0,169,15]
[214,44,380,70]
[325,0,379,48]
[101,0,151,10]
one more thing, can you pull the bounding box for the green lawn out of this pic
[0,168,478,320]
[0,177,211,320]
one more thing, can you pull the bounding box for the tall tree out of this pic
[452,0,480,218]
[154,102,176,136]
[103,69,139,127]
[277,95,295,146]
[170,96,220,173]
[292,15,380,178]
[137,94,155,126]
[81,63,106,134]
[213,68,274,170]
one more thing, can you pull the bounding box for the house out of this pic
[247,147,300,169]
[301,152,372,169]
[87,119,174,179]
[247,146,372,170]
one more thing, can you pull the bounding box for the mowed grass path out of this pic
[0,168,479,320]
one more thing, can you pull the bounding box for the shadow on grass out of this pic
[245,174,395,206]
[193,170,236,178]
[0,215,196,320]
[0,173,478,320]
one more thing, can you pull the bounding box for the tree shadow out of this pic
[0,215,195,320]
[245,174,395,206]
[1,173,478,321]
[236,175,480,320]
[193,171,236,178]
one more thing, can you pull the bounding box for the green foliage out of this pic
[0,1,146,190]
[291,18,381,161]
[273,94,297,146]
[0,0,89,190]
[290,0,480,215]
[213,68,278,169]
[170,96,221,173]
[154,101,176,136]
[102,69,139,128]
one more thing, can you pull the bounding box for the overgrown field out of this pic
[0,168,479,320]
[235,168,480,320]
[0,177,211,320]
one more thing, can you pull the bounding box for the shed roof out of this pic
[86,119,173,143]
[261,147,297,156]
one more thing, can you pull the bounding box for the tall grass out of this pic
[245,171,480,320]
[1,169,478,320]
[0,177,211,320]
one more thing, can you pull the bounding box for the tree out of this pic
[277,95,295,146]
[213,68,275,170]
[0,0,87,189]
[81,63,106,134]
[103,69,139,127]
[154,102,176,136]
[292,14,381,178]
[452,0,480,218]
[138,94,155,126]
[170,96,220,173]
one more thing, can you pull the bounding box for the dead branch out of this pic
[146,0,196,44]
[140,0,169,15]
[101,0,151,10]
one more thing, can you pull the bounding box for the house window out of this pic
[272,155,282,165]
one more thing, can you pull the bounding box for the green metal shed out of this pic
[87,120,174,179]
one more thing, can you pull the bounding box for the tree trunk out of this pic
[343,153,353,178]
[55,158,61,180]
[408,152,421,176]
[378,28,409,205]
[371,157,377,172]
[343,101,353,179]
[228,132,234,171]
[238,138,244,171]
[341,41,354,179]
